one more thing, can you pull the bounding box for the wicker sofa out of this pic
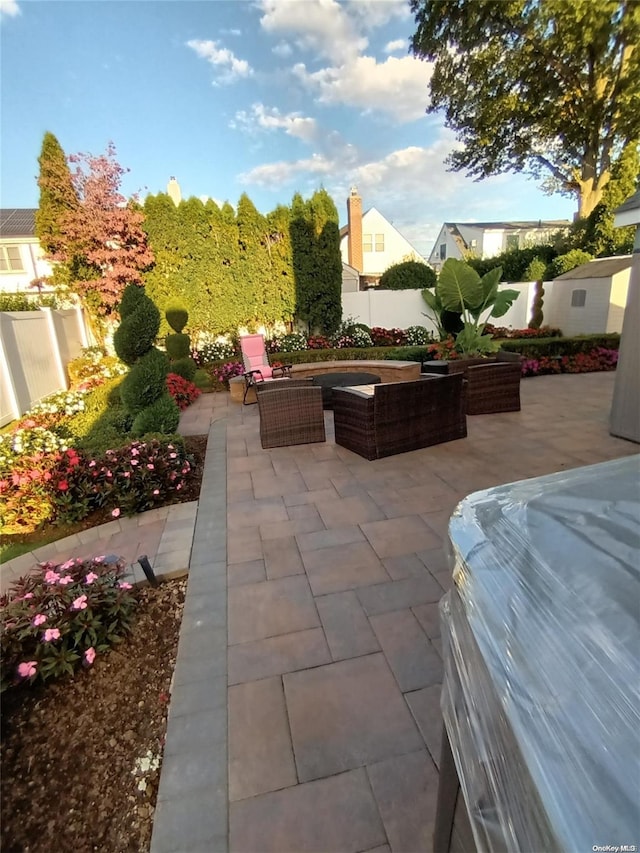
[256,381,326,449]
[333,375,467,460]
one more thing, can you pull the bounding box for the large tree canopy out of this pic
[410,0,640,218]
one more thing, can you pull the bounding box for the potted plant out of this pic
[423,259,520,357]
[422,259,523,413]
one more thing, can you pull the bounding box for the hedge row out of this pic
[273,335,621,364]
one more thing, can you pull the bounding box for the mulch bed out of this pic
[0,433,208,852]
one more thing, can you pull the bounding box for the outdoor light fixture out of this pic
[138,555,159,587]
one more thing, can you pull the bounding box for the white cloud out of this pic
[384,38,406,54]
[258,0,367,64]
[293,54,432,122]
[239,153,335,187]
[231,103,319,143]
[186,39,253,85]
[0,0,20,18]
[220,28,241,36]
[272,41,293,57]
[344,0,410,30]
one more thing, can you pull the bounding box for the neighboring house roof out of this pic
[0,209,37,238]
[555,256,633,280]
[614,188,640,216]
[342,261,360,274]
[340,206,425,259]
[446,220,571,230]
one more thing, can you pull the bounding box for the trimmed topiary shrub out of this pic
[379,261,436,290]
[114,284,178,438]
[168,356,197,382]
[119,348,170,415]
[165,301,198,382]
[131,392,180,436]
[113,286,161,366]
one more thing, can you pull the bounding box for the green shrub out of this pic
[165,332,190,360]
[379,261,436,290]
[63,377,126,439]
[0,293,57,312]
[165,302,188,333]
[119,348,169,415]
[118,283,146,319]
[548,249,593,279]
[497,333,620,359]
[131,393,180,437]
[113,290,161,366]
[169,357,197,381]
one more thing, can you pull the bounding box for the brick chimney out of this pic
[347,186,363,272]
[167,176,182,206]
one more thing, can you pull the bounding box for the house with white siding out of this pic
[428,220,571,274]
[0,209,54,294]
[339,187,427,290]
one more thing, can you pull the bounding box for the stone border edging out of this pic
[150,419,228,853]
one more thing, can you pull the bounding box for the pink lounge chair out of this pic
[240,334,293,404]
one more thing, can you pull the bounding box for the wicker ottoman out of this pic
[312,372,381,409]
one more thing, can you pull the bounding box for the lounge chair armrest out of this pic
[244,369,265,382]
[272,364,293,378]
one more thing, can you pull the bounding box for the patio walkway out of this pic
[150,371,638,853]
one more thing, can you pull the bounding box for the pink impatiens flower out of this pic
[58,575,73,585]
[118,581,133,590]
[32,614,46,626]
[43,628,61,642]
[84,647,96,665]
[60,559,75,570]
[153,489,159,495]
[147,463,154,470]
[85,572,99,584]
[71,594,88,611]
[111,508,121,518]
[23,592,34,600]
[17,661,38,678]
[44,570,59,584]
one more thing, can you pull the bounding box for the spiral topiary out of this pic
[114,284,180,437]
[165,300,197,381]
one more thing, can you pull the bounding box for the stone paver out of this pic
[284,653,423,782]
[6,379,632,853]
[229,769,387,853]
[228,575,320,645]
[228,677,297,800]
[367,749,440,853]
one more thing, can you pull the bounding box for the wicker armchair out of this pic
[256,383,326,449]
[430,352,522,415]
[333,375,467,460]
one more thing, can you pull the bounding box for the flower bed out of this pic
[1,555,136,692]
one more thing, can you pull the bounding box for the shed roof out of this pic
[554,256,633,280]
[0,209,37,238]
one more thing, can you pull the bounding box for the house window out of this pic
[439,243,446,260]
[469,239,477,249]
[506,234,519,250]
[375,234,384,252]
[363,233,373,252]
[571,289,587,307]
[0,245,24,272]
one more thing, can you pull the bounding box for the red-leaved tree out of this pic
[37,138,154,336]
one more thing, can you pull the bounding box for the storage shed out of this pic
[545,256,633,335]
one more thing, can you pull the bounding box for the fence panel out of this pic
[0,308,91,427]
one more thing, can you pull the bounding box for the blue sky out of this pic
[0,0,575,257]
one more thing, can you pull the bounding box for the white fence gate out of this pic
[0,307,91,427]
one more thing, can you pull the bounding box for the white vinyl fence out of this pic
[342,282,536,332]
[0,307,91,427]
